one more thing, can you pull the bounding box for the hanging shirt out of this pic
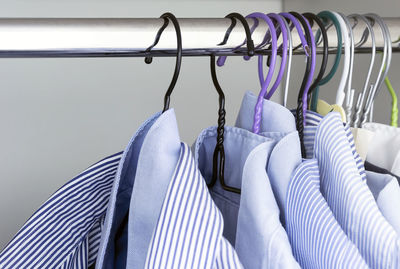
[195,122,299,269]
[301,110,367,181]
[305,112,400,268]
[96,109,243,269]
[144,143,243,268]
[304,112,400,243]
[365,161,400,183]
[96,111,166,269]
[236,92,367,268]
[363,122,400,177]
[366,170,400,236]
[288,157,368,268]
[0,151,123,269]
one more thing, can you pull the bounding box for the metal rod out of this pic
[0,17,397,58]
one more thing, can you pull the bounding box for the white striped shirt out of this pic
[308,112,400,268]
[0,152,122,269]
[145,143,243,268]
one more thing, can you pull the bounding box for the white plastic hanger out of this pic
[332,11,351,107]
[361,14,389,125]
[281,14,293,107]
[339,13,355,123]
[348,14,376,128]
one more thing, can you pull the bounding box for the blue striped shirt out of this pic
[287,158,368,268]
[145,143,243,268]
[0,151,122,269]
[302,110,367,180]
[91,109,242,268]
[307,112,400,268]
[236,92,366,268]
[1,109,243,269]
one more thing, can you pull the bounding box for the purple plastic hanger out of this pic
[261,13,288,100]
[245,13,278,134]
[279,13,314,121]
[301,15,316,118]
[217,12,277,134]
[279,13,310,57]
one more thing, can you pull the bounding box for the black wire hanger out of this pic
[289,11,313,158]
[144,12,182,113]
[207,12,255,194]
[302,12,329,107]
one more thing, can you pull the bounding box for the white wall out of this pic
[0,1,282,250]
[283,0,400,125]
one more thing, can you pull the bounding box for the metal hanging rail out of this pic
[0,17,398,57]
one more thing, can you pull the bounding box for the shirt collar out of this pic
[235,91,297,133]
[363,122,400,176]
[235,91,302,220]
[97,109,182,269]
[126,109,182,268]
[267,132,302,221]
[97,110,162,268]
[194,125,286,267]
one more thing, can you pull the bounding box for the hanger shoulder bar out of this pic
[0,17,397,58]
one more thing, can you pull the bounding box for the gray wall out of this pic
[0,1,282,250]
[283,0,400,125]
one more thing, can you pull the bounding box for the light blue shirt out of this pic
[195,122,299,268]
[305,112,400,268]
[96,111,166,269]
[97,109,242,268]
[366,170,400,237]
[235,91,367,268]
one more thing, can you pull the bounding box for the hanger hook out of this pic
[263,13,287,100]
[144,12,182,113]
[348,14,376,127]
[244,13,278,134]
[338,13,356,124]
[361,14,390,124]
[310,11,343,112]
[208,13,254,194]
[303,12,329,107]
[287,12,315,158]
[216,13,255,66]
[280,14,294,108]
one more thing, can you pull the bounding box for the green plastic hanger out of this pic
[378,43,398,127]
[385,36,399,127]
[310,11,343,111]
[384,76,398,127]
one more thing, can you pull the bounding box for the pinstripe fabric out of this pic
[311,112,400,268]
[145,143,243,269]
[96,111,165,269]
[236,93,365,267]
[0,152,122,269]
[287,159,368,268]
[302,110,367,181]
[233,94,364,267]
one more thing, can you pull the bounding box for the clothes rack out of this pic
[0,17,398,58]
